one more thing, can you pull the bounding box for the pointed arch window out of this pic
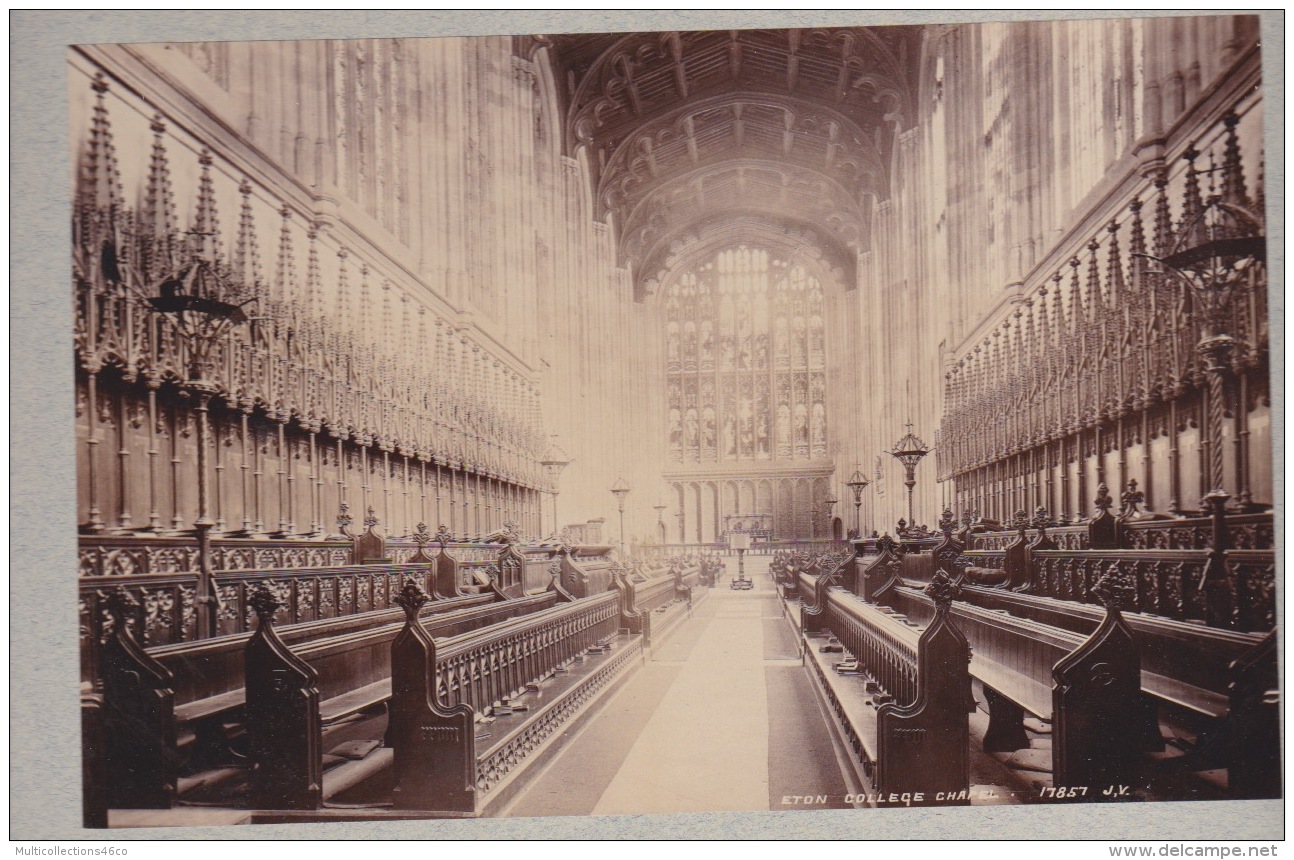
[665,245,827,465]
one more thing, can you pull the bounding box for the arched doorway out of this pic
[831,517,843,541]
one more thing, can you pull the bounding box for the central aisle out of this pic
[593,582,772,814]
[503,558,853,818]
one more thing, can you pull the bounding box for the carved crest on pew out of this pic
[434,525,454,548]
[876,533,899,555]
[939,508,957,536]
[499,520,521,544]
[364,506,379,530]
[412,523,431,548]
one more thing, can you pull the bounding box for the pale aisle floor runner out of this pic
[591,586,771,814]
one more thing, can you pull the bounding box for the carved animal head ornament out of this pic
[939,508,957,536]
[1011,510,1030,534]
[336,501,353,530]
[364,506,379,530]
[412,522,431,546]
[434,525,454,546]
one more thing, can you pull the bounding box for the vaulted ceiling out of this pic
[522,27,924,297]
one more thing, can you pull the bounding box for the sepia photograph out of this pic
[10,8,1282,843]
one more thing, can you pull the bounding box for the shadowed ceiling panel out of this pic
[535,25,922,297]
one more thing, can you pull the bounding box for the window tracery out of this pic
[665,246,828,465]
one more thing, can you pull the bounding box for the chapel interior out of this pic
[68,14,1278,828]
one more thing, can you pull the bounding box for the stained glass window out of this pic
[665,246,827,464]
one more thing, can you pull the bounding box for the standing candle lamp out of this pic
[539,436,572,538]
[610,477,631,554]
[891,422,932,530]
[845,466,869,538]
[144,252,257,640]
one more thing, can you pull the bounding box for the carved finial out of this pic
[1032,506,1052,533]
[394,582,428,618]
[1092,564,1134,612]
[559,526,574,545]
[483,563,500,582]
[1012,510,1029,535]
[500,520,520,544]
[249,585,283,624]
[939,508,956,536]
[876,533,898,554]
[105,587,139,632]
[412,522,431,547]
[364,506,378,530]
[1121,480,1145,516]
[961,509,974,528]
[1095,482,1114,514]
[434,524,453,546]
[925,570,962,611]
[547,559,563,579]
[337,502,353,530]
[897,517,908,536]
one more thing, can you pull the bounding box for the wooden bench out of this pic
[871,565,1168,789]
[386,584,635,814]
[238,577,569,811]
[96,571,555,810]
[800,568,972,801]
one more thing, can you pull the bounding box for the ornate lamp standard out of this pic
[610,477,631,554]
[653,501,667,545]
[144,253,256,640]
[539,435,571,539]
[891,422,931,530]
[1135,129,1266,508]
[845,465,869,538]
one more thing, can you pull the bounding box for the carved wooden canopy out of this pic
[524,27,921,298]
